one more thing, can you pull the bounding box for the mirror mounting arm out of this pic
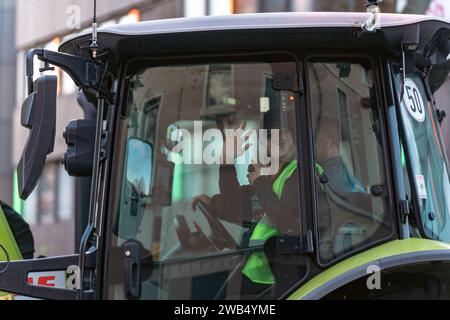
[26,49,112,103]
[399,24,420,100]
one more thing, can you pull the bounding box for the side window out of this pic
[308,60,393,264]
[109,58,307,300]
[394,70,450,242]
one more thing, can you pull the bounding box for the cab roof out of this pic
[61,12,448,41]
[59,12,450,67]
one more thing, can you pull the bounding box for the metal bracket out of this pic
[437,109,447,124]
[400,37,419,100]
[99,131,109,162]
[361,1,382,33]
[400,199,410,224]
[273,72,301,93]
[26,49,112,103]
[276,230,314,255]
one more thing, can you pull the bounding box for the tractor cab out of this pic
[2,4,450,300]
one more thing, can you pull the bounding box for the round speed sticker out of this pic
[403,78,425,123]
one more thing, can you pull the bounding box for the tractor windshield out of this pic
[106,54,397,300]
[108,55,307,300]
[394,68,450,242]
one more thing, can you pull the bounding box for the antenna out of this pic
[90,0,100,59]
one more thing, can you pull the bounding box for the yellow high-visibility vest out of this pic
[241,160,298,285]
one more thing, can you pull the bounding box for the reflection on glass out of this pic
[308,61,392,264]
[109,59,306,300]
[207,64,233,108]
[126,138,153,196]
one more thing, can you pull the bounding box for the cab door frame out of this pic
[100,50,313,300]
[301,51,399,269]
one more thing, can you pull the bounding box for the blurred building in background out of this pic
[12,0,180,257]
[0,0,16,214]
[7,0,449,258]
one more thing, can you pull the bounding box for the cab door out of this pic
[306,56,395,266]
[103,55,309,300]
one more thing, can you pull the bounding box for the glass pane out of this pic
[109,58,306,299]
[308,61,392,264]
[394,70,450,242]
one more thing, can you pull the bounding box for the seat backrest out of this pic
[326,191,375,256]
[339,141,354,177]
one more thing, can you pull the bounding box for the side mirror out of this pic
[17,75,57,200]
[116,138,153,239]
[126,138,153,197]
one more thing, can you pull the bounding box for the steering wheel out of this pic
[194,201,239,251]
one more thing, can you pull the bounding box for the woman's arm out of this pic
[210,164,254,224]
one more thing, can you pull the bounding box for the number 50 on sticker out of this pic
[403,78,425,123]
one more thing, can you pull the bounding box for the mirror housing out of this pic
[17,75,57,200]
